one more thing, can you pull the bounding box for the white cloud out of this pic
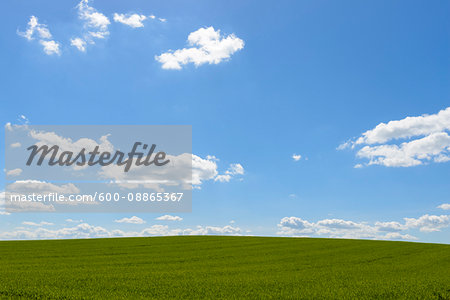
[5,121,28,133]
[0,192,11,215]
[40,40,61,55]
[66,219,83,223]
[404,214,450,232]
[382,232,417,240]
[74,0,110,50]
[0,223,111,240]
[155,215,183,221]
[156,27,244,70]
[340,107,450,167]
[316,219,362,229]
[18,16,60,56]
[357,132,450,167]
[113,13,147,28]
[279,213,450,239]
[279,216,313,231]
[88,31,108,39]
[206,155,219,161]
[6,168,22,177]
[214,174,232,182]
[22,221,54,227]
[114,216,146,224]
[18,16,52,41]
[18,115,29,124]
[137,225,176,236]
[6,180,80,195]
[29,129,113,156]
[292,154,302,161]
[0,223,242,240]
[226,163,244,175]
[356,107,450,145]
[374,221,405,232]
[10,142,21,148]
[184,225,241,235]
[214,163,245,182]
[77,0,110,32]
[70,38,86,52]
[113,11,165,28]
[3,201,55,213]
[4,180,79,212]
[438,203,450,210]
[191,154,218,186]
[278,218,414,240]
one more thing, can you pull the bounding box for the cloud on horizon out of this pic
[278,212,450,240]
[0,222,242,240]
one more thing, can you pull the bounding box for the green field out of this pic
[0,236,449,299]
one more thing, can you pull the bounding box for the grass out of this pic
[0,236,449,299]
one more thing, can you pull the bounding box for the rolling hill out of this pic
[0,236,449,299]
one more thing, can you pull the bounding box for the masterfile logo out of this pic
[26,142,170,172]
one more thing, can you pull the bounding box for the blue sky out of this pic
[1,0,449,243]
